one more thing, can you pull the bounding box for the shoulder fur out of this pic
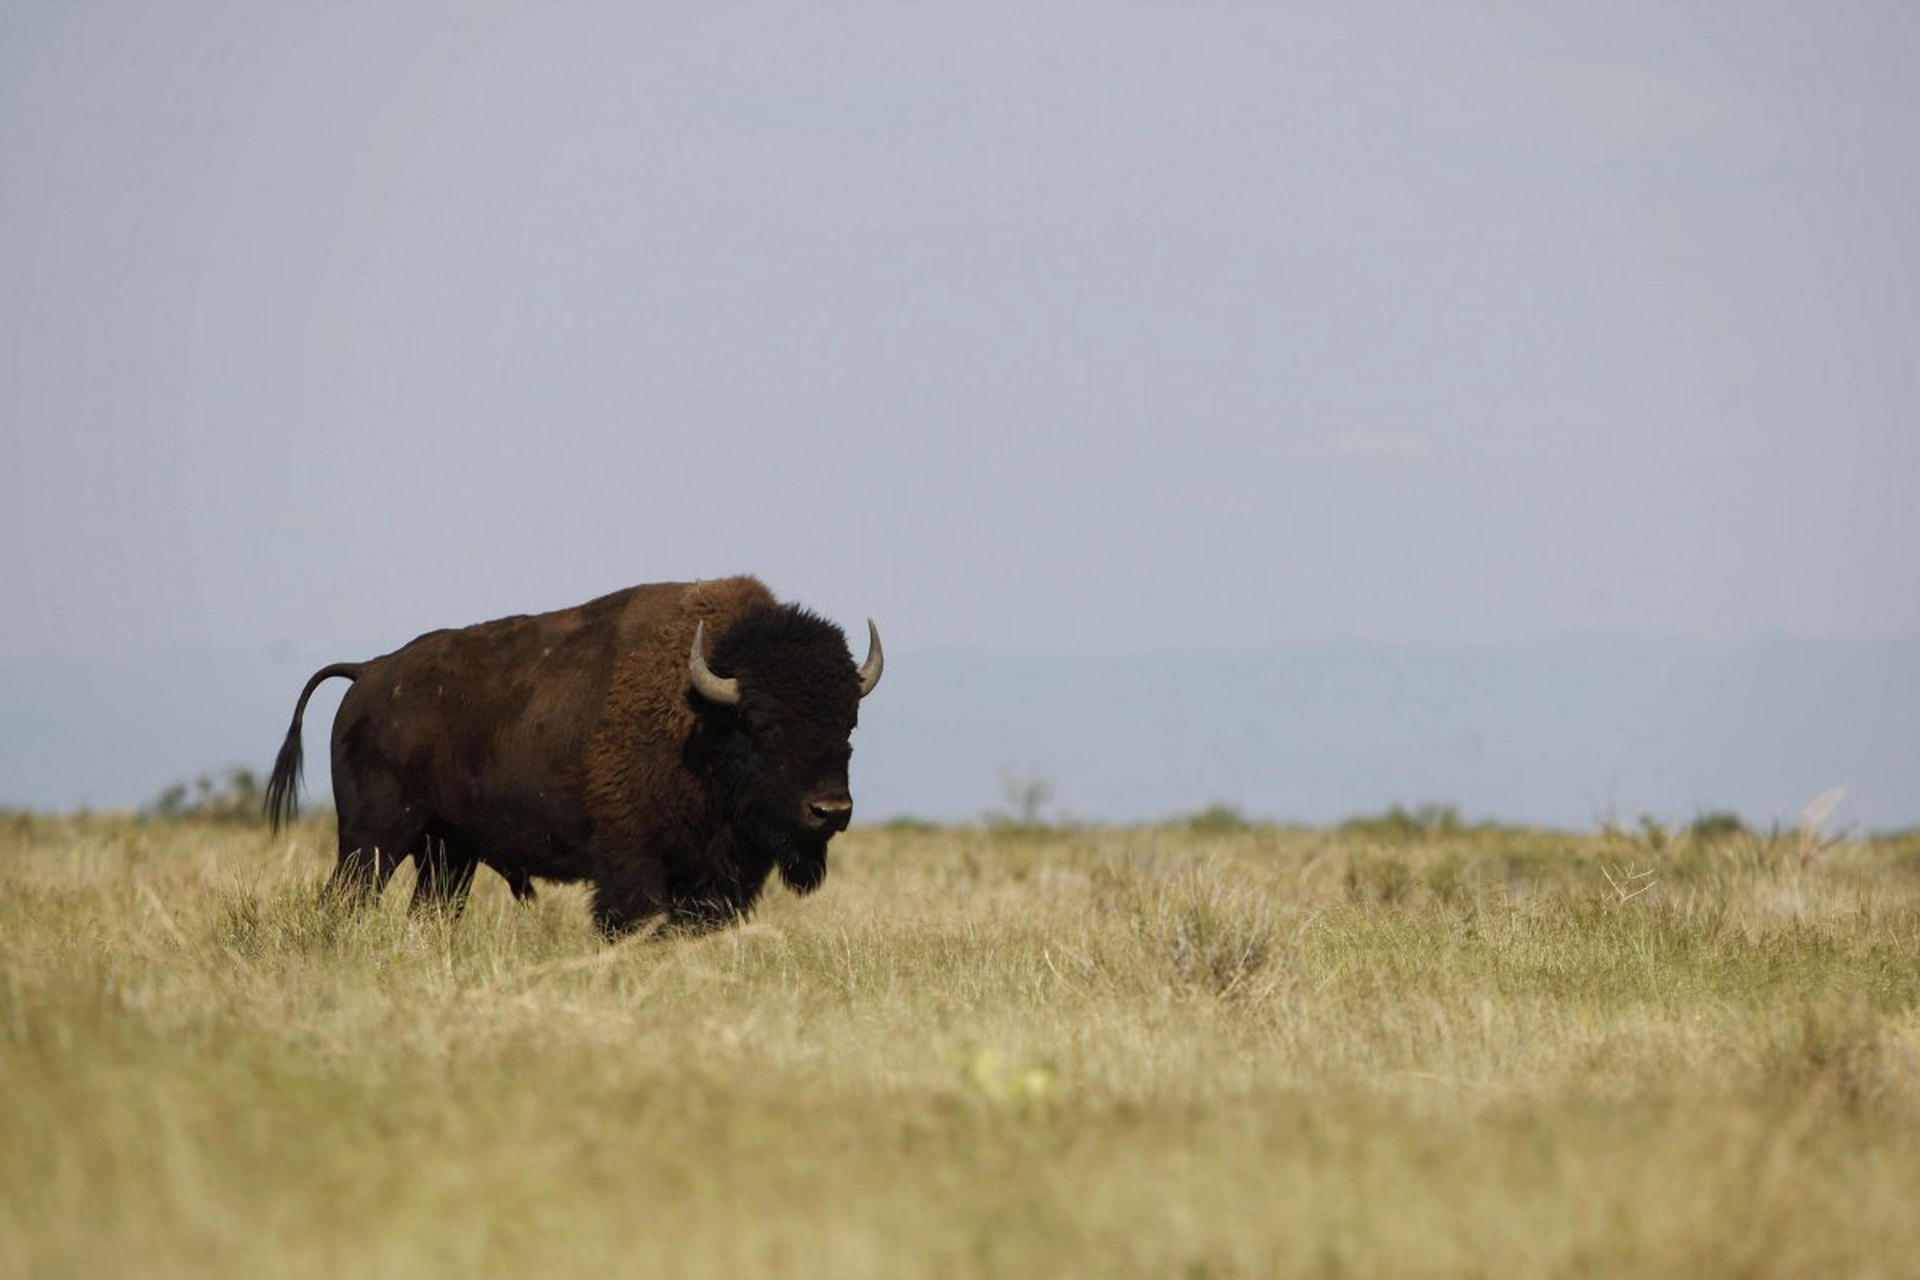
[582,576,782,838]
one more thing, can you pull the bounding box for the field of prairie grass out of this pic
[3,809,1918,1278]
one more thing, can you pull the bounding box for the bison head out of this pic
[688,607,882,891]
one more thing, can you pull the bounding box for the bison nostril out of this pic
[808,799,853,830]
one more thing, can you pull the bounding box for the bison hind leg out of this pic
[327,832,417,906]
[409,826,481,916]
[330,765,427,907]
[497,865,538,902]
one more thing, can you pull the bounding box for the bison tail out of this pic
[264,663,363,834]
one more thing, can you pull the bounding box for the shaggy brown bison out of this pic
[264,576,882,934]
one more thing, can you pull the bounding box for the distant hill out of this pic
[3,635,1915,830]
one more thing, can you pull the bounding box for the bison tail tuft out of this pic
[264,662,362,834]
[264,725,304,833]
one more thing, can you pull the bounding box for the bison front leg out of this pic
[589,884,667,938]
[586,856,677,938]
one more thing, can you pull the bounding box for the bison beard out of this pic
[263,576,881,936]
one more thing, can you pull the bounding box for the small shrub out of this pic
[146,768,266,824]
[985,771,1063,835]
[1339,803,1464,842]
[1688,811,1749,842]
[1184,802,1254,836]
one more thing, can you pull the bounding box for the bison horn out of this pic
[857,618,884,698]
[688,621,741,706]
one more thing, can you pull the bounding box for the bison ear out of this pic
[688,621,743,707]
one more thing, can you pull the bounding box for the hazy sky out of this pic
[5,2,1918,667]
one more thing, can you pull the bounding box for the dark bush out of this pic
[146,767,264,824]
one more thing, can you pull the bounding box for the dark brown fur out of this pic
[265,577,874,934]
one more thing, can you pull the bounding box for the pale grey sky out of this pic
[3,5,1917,660]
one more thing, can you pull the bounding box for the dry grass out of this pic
[3,812,1918,1277]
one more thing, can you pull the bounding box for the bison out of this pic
[264,576,882,934]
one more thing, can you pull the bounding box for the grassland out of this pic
[3,810,1918,1277]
